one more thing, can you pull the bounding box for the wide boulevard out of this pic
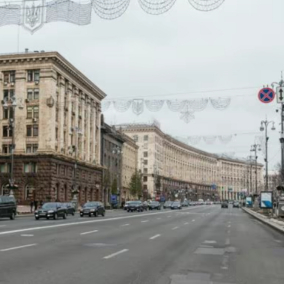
[0,205,284,284]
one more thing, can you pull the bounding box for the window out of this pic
[56,128,58,140]
[0,163,11,173]
[143,176,148,182]
[3,71,15,84]
[133,135,138,142]
[27,89,39,101]
[3,89,14,100]
[144,168,148,174]
[144,152,148,158]
[27,106,39,119]
[26,144,38,153]
[143,184,148,190]
[3,107,14,120]
[144,160,148,165]
[24,162,37,173]
[27,70,40,82]
[3,125,12,137]
[2,144,11,154]
[144,135,148,141]
[25,185,35,200]
[56,108,59,122]
[26,125,38,137]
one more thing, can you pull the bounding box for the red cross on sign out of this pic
[258,88,275,104]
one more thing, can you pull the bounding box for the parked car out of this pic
[61,202,76,216]
[0,195,17,220]
[233,201,240,208]
[163,201,172,209]
[148,201,161,210]
[80,202,105,217]
[124,201,131,211]
[35,202,67,220]
[221,200,229,208]
[171,201,182,210]
[127,201,144,212]
[181,200,189,207]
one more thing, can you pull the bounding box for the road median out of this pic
[242,207,284,234]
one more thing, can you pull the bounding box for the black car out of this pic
[61,202,76,216]
[221,200,229,208]
[124,201,131,211]
[148,201,161,210]
[0,195,17,220]
[171,201,182,210]
[35,202,67,220]
[181,200,189,207]
[127,201,144,212]
[163,201,172,209]
[233,201,240,208]
[80,202,105,217]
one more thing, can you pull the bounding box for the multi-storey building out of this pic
[117,122,263,201]
[0,51,105,204]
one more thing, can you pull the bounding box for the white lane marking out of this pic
[274,239,282,243]
[80,230,98,235]
[204,240,216,244]
[149,234,161,240]
[225,238,230,245]
[184,222,189,225]
[156,218,161,220]
[0,243,37,252]
[192,219,195,222]
[172,226,179,230]
[228,225,231,228]
[21,234,34,237]
[221,254,229,270]
[0,206,205,236]
[141,220,149,223]
[120,224,129,227]
[103,249,129,259]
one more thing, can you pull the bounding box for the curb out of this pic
[242,207,284,234]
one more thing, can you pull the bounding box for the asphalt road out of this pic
[0,205,284,284]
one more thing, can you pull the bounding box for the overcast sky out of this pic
[0,0,283,170]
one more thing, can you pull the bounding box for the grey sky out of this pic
[0,0,283,169]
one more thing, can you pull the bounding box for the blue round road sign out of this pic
[258,88,275,104]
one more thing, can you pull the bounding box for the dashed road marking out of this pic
[184,222,189,225]
[192,219,195,222]
[120,224,129,227]
[204,240,216,244]
[21,234,34,237]
[141,220,149,223]
[149,234,161,240]
[0,243,37,252]
[80,230,98,235]
[103,249,129,259]
[172,226,179,230]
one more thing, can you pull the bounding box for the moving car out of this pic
[233,201,240,208]
[163,201,172,209]
[148,201,161,210]
[35,202,67,220]
[127,201,144,212]
[80,202,105,217]
[181,200,189,207]
[0,195,17,220]
[61,202,76,216]
[221,200,229,208]
[171,201,182,210]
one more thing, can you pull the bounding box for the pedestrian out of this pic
[30,200,34,213]
[34,200,38,211]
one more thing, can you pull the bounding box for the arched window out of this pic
[64,184,68,201]
[85,187,88,202]
[25,184,35,200]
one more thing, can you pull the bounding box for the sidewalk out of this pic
[242,207,284,234]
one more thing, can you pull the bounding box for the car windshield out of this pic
[172,202,180,205]
[129,201,140,205]
[83,202,98,208]
[42,203,57,210]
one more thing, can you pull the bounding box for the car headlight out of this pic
[35,210,38,214]
[48,210,54,213]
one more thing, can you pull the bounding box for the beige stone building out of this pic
[0,51,105,204]
[117,122,263,201]
[119,132,138,200]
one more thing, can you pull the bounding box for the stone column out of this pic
[58,76,65,153]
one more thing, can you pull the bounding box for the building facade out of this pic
[117,122,263,201]
[0,51,105,204]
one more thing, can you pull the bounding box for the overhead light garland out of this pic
[0,0,226,33]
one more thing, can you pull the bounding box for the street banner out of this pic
[246,197,252,207]
[260,192,273,209]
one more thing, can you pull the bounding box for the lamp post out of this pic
[250,144,261,194]
[3,97,17,196]
[260,120,275,191]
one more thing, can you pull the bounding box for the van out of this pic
[0,195,17,220]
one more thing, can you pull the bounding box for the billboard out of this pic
[246,197,252,207]
[260,192,273,209]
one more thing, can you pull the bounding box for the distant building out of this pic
[116,122,264,201]
[0,51,105,204]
